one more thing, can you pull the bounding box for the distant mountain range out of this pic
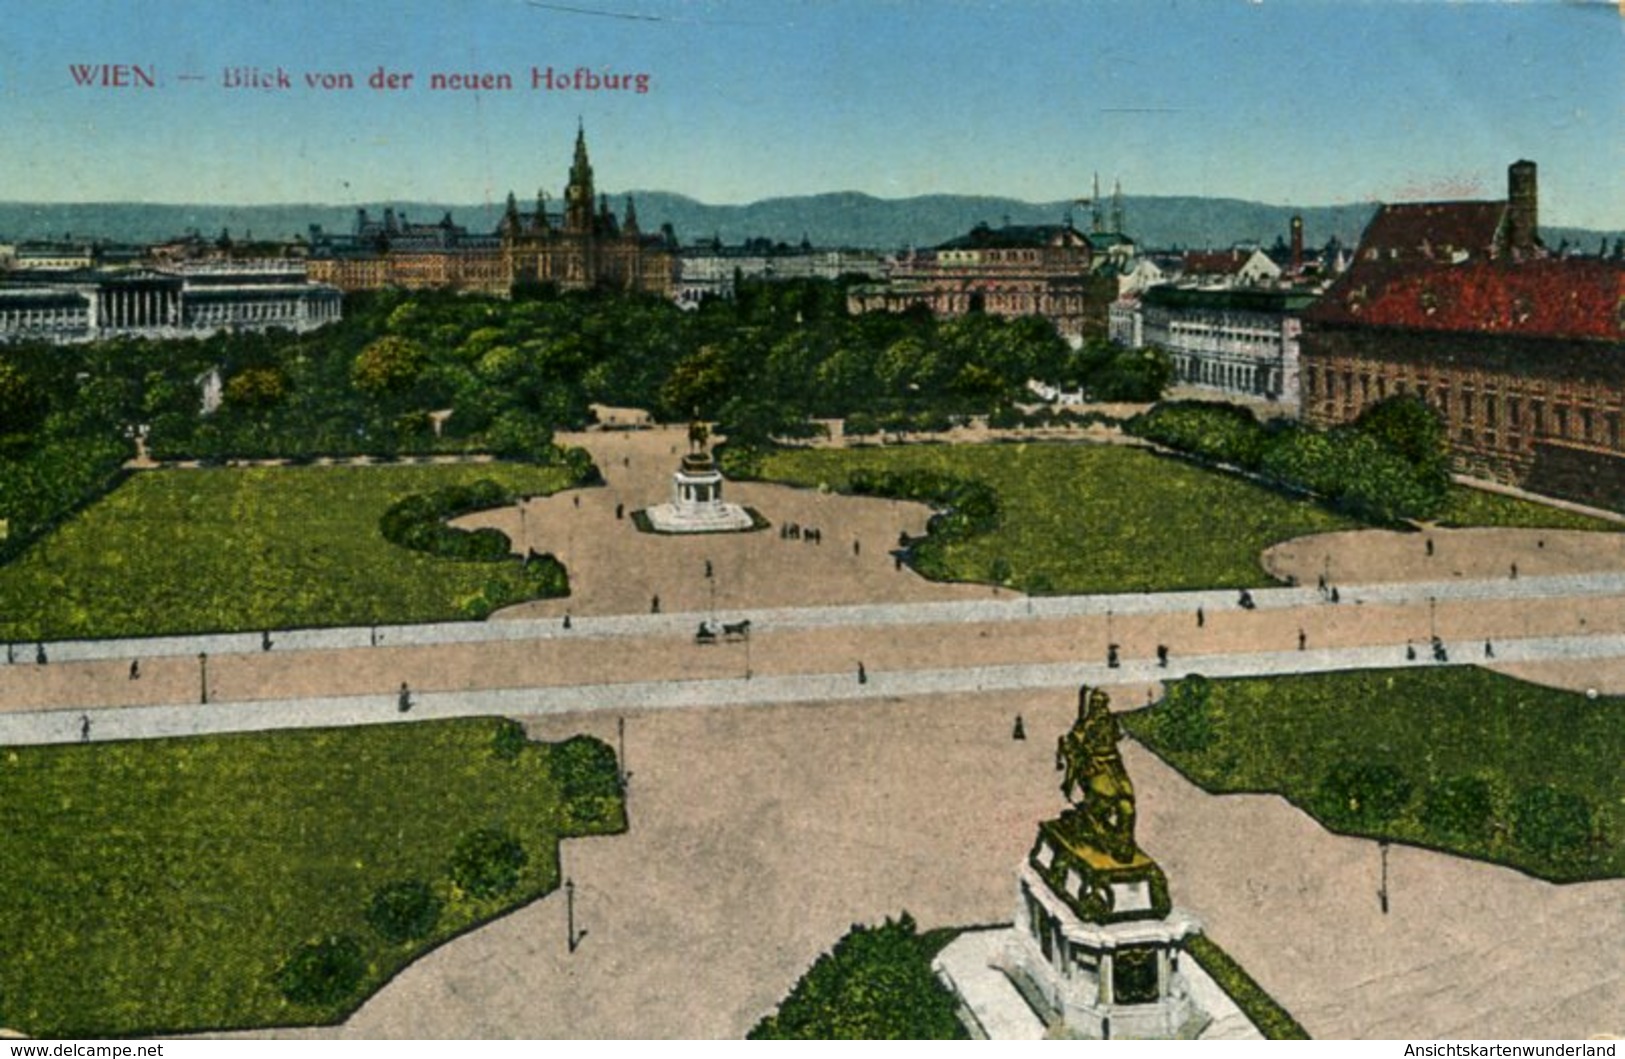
[0,192,1616,256]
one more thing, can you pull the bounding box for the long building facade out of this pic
[307,126,677,298]
[1299,161,1625,509]
[847,221,1126,343]
[0,262,342,344]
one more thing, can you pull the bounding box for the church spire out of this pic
[565,120,596,234]
[623,194,640,236]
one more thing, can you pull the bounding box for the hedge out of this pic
[1184,933,1310,1039]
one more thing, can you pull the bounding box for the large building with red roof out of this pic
[1300,161,1625,509]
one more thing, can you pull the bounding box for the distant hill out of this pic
[0,193,1615,256]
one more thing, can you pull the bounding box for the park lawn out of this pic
[1435,485,1623,532]
[758,442,1359,594]
[1123,668,1622,882]
[0,718,624,1037]
[0,462,578,641]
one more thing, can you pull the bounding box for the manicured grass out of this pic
[0,462,580,641]
[1436,485,1623,532]
[1184,934,1309,1039]
[1124,668,1622,882]
[0,718,625,1036]
[758,442,1359,594]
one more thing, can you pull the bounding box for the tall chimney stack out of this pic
[1507,160,1538,259]
[1290,215,1304,275]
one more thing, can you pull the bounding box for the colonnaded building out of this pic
[1300,161,1625,510]
[0,261,342,345]
[307,125,678,299]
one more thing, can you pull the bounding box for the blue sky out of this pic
[0,0,1620,227]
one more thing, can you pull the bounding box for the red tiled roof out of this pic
[1356,201,1508,263]
[1305,259,1625,340]
[1182,250,1247,274]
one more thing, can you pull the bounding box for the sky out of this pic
[0,0,1621,228]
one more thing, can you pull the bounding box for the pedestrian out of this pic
[36,642,46,665]
[397,682,412,713]
[262,630,273,652]
[1298,628,1307,651]
[623,456,630,468]
[129,659,140,680]
[1107,644,1120,669]
[79,714,90,742]
[615,503,624,520]
[853,539,861,557]
[651,594,660,614]
[573,495,580,509]
[1405,641,1417,661]
[1196,605,1205,628]
[1510,562,1518,580]
[894,553,903,571]
[1012,715,1026,741]
[1425,538,1434,557]
[1330,587,1341,604]
[1317,573,1326,594]
[563,612,572,630]
[1484,639,1494,658]
[1156,644,1169,668]
[704,559,713,579]
[857,661,867,684]
[370,626,379,647]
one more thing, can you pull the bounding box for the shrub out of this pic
[1126,400,1268,469]
[275,935,366,1006]
[749,913,964,1040]
[491,719,529,761]
[448,828,528,899]
[1511,785,1594,862]
[379,479,516,562]
[1420,775,1497,843]
[366,879,443,944]
[1312,760,1413,830]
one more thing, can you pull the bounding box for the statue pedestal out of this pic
[643,451,755,534]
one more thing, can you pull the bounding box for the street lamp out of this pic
[198,651,209,705]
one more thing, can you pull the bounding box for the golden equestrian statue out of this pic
[1055,685,1139,864]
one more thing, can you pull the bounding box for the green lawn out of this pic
[1436,485,1623,532]
[758,442,1360,594]
[0,462,580,641]
[1124,668,1622,882]
[0,718,625,1036]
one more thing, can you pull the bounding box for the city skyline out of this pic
[1,1,1622,229]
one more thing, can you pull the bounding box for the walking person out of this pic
[1196,605,1205,628]
[1012,715,1026,741]
[857,661,867,684]
[262,630,273,652]
[36,642,46,665]
[397,682,413,713]
[129,659,140,680]
[79,714,91,742]
[1156,644,1169,668]
[1298,628,1307,651]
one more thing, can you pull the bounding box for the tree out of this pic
[275,935,366,1006]
[448,828,528,898]
[1313,759,1413,830]
[366,879,443,943]
[223,366,289,411]
[1420,775,1496,842]
[1511,785,1593,862]
[352,336,428,397]
[0,359,48,442]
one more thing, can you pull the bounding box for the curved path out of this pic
[5,425,1624,1039]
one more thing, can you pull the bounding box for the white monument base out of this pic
[642,451,757,534]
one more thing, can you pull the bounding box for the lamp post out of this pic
[198,651,209,705]
[1378,841,1391,915]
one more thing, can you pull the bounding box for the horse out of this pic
[722,619,751,641]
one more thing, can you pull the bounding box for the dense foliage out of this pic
[366,879,444,944]
[275,936,367,1007]
[448,828,529,899]
[1125,669,1617,881]
[749,914,966,1040]
[379,479,519,561]
[1126,395,1452,524]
